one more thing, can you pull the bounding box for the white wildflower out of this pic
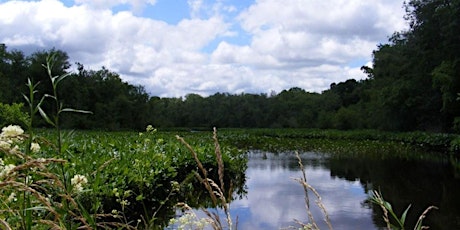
[30,143,41,153]
[0,140,11,150]
[120,199,130,206]
[7,192,17,202]
[168,211,212,230]
[146,125,154,132]
[71,174,88,192]
[1,125,24,139]
[0,164,16,178]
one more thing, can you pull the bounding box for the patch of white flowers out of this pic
[167,203,212,230]
[71,174,88,192]
[0,125,23,151]
[1,125,24,139]
[167,211,212,230]
[0,158,15,179]
[0,125,40,154]
[30,142,41,153]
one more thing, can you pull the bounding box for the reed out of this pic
[289,151,333,230]
[175,127,236,230]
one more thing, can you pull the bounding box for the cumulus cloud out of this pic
[74,0,157,13]
[0,0,407,97]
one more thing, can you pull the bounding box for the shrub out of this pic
[0,103,29,127]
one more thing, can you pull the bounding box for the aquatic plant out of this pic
[370,190,437,230]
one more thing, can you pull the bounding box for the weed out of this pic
[370,190,437,230]
[174,127,236,230]
[291,151,333,230]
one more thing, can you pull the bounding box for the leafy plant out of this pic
[370,190,437,230]
[38,53,92,155]
[0,103,29,128]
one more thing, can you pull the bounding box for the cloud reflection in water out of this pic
[219,151,377,230]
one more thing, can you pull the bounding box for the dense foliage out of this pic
[1,0,459,132]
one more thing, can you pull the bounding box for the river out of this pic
[191,150,460,229]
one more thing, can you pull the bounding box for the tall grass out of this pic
[175,127,235,230]
[292,151,333,230]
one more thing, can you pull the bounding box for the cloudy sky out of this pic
[0,0,408,97]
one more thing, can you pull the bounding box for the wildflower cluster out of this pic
[71,174,88,192]
[146,124,156,133]
[113,188,131,207]
[167,203,212,230]
[0,125,24,151]
[0,125,40,154]
[0,158,15,179]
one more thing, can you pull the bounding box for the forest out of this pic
[1,0,459,133]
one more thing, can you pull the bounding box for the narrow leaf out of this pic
[22,94,31,104]
[400,204,411,225]
[54,73,71,86]
[38,107,55,126]
[60,108,93,114]
[44,94,56,100]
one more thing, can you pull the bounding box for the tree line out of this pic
[1,0,459,132]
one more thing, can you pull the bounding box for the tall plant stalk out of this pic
[176,127,236,230]
[30,52,91,228]
[293,152,333,230]
[21,78,41,230]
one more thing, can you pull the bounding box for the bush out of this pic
[0,103,29,127]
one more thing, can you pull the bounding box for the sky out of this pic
[0,0,408,97]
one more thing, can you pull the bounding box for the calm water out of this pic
[195,151,460,230]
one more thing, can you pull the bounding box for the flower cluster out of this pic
[113,188,131,207]
[0,158,15,179]
[71,174,88,192]
[30,142,41,153]
[1,125,24,139]
[167,211,212,230]
[146,124,156,133]
[0,125,40,154]
[0,125,24,151]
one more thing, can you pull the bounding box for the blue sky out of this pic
[0,0,407,97]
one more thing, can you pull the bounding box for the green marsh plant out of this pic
[38,53,92,155]
[0,52,131,229]
[370,190,437,230]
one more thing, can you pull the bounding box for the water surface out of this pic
[198,150,460,229]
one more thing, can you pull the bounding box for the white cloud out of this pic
[0,0,407,97]
[74,0,157,12]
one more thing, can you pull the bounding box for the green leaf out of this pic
[38,106,55,127]
[44,93,57,101]
[54,72,71,86]
[22,93,31,104]
[60,108,93,114]
[400,204,411,225]
[136,194,144,201]
[24,206,48,212]
[383,201,393,211]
